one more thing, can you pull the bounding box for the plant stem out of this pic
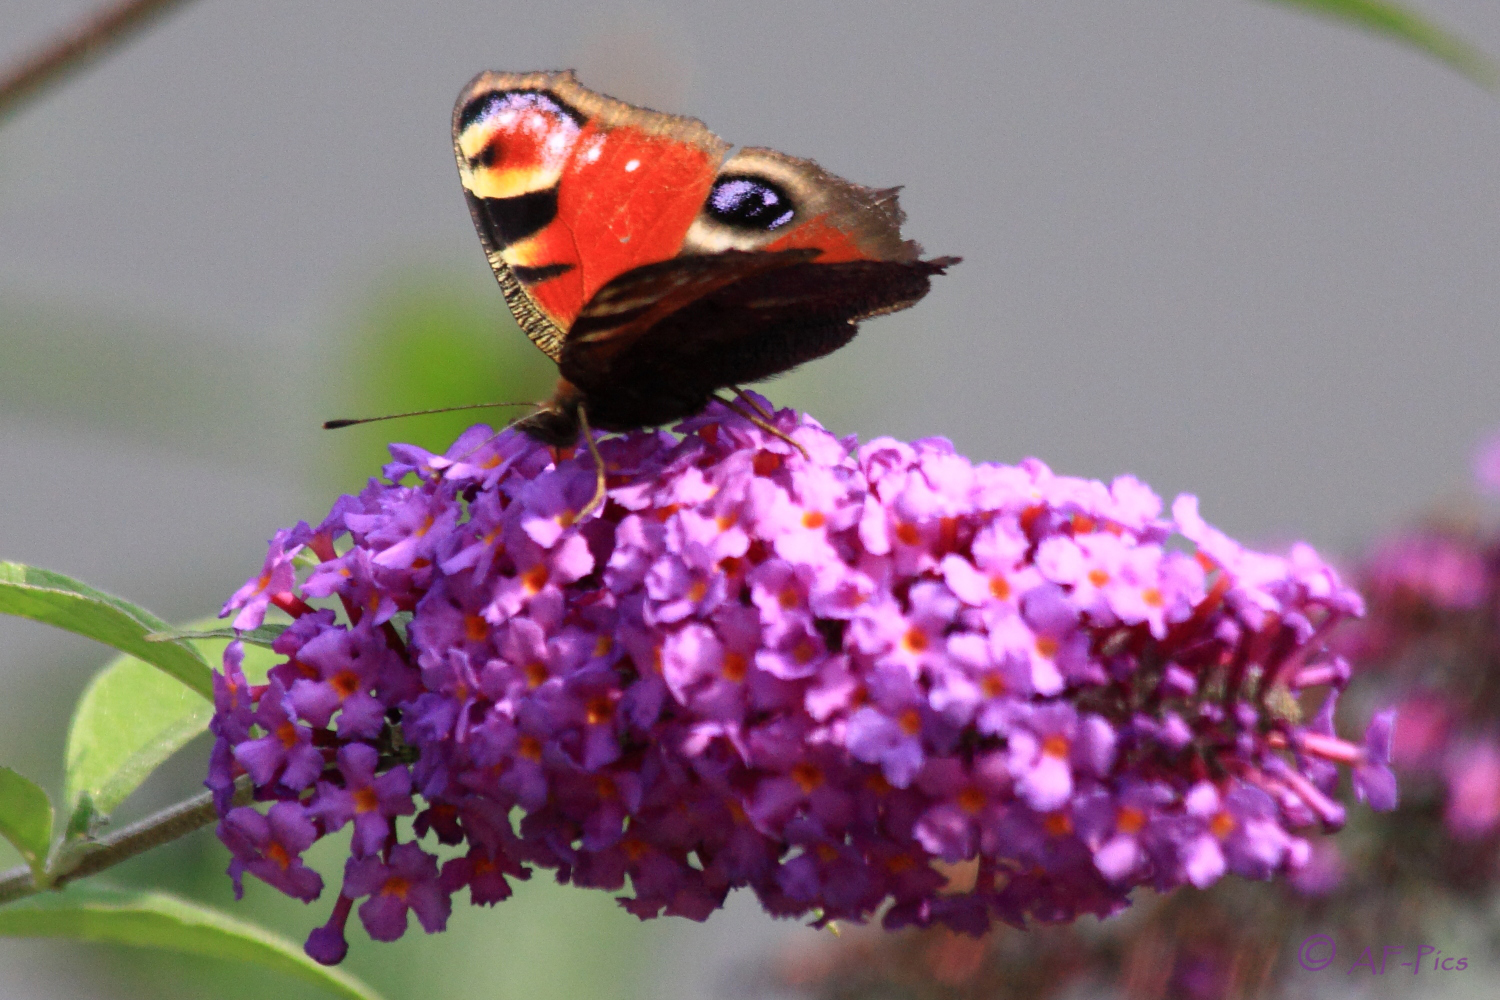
[0,0,201,122]
[0,776,249,905]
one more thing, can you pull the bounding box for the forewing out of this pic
[453,70,729,361]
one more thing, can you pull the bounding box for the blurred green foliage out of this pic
[1263,0,1497,87]
[323,267,556,495]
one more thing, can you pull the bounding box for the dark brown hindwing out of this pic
[558,254,959,431]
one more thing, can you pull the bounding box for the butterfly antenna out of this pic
[445,406,548,467]
[575,405,609,520]
[322,401,536,430]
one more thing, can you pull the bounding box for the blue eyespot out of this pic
[706,176,796,231]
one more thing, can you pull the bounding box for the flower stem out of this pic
[0,776,250,905]
[0,0,200,122]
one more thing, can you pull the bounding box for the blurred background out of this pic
[2,1,1499,997]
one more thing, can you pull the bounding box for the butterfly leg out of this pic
[575,404,609,519]
[731,386,775,422]
[717,395,810,461]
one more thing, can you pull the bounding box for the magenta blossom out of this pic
[209,396,1392,964]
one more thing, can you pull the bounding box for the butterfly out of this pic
[453,70,957,451]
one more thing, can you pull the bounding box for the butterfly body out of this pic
[453,70,956,445]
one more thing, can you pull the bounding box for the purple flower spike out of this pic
[209,398,1392,961]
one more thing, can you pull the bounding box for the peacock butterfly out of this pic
[453,70,958,447]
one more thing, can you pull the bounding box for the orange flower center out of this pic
[464,614,488,642]
[791,762,824,793]
[1041,734,1070,759]
[1116,806,1146,835]
[722,651,748,682]
[899,708,923,737]
[802,510,826,529]
[354,787,379,814]
[330,670,361,699]
[521,564,549,595]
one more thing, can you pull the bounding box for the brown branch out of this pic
[0,0,200,122]
[0,776,250,906]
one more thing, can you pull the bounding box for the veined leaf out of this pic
[0,767,52,879]
[0,885,385,1000]
[64,622,281,821]
[0,562,211,699]
[1261,0,1497,87]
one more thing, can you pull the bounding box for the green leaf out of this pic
[63,622,281,820]
[0,562,212,699]
[63,659,211,820]
[0,767,53,878]
[1261,0,1498,87]
[146,622,287,648]
[0,885,385,1000]
[331,269,556,493]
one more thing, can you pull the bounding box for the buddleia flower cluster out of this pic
[778,435,1500,1000]
[207,395,1394,965]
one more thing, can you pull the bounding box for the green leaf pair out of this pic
[0,562,384,1000]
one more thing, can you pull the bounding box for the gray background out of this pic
[2,1,1499,997]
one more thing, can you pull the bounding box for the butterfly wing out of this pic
[558,250,957,431]
[455,71,958,434]
[453,70,730,360]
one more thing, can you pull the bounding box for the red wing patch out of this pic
[556,125,721,308]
